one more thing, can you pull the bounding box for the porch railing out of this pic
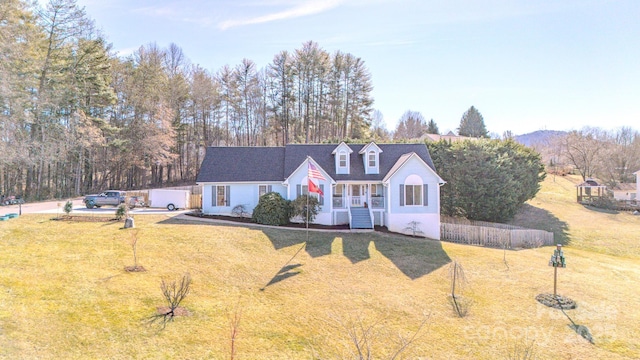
[334,195,385,209]
[335,195,385,209]
[370,196,384,209]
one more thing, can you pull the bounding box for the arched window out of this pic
[403,174,423,206]
[296,176,324,205]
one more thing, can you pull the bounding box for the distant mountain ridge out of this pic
[515,130,567,147]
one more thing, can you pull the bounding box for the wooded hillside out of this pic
[0,0,375,200]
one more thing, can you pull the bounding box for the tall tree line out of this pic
[0,0,374,200]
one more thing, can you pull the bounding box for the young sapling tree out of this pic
[149,273,192,329]
[63,200,73,216]
[125,230,145,272]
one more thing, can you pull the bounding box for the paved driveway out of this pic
[0,198,189,216]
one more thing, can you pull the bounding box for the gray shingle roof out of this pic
[196,147,285,182]
[196,143,436,183]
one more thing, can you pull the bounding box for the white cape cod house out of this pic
[196,142,445,239]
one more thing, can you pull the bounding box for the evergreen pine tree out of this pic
[426,119,439,134]
[458,106,488,138]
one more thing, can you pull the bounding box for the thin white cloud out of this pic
[218,0,345,30]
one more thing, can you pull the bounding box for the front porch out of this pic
[331,183,385,228]
[332,183,385,209]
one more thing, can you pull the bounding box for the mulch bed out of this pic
[536,293,577,309]
[124,265,147,272]
[186,213,351,230]
[184,212,431,239]
[52,215,119,223]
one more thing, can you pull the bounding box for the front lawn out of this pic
[0,176,639,359]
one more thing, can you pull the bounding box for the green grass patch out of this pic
[0,177,639,359]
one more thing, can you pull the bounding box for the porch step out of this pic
[350,207,373,229]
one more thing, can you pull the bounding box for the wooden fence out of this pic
[190,194,202,209]
[441,215,523,230]
[440,217,554,249]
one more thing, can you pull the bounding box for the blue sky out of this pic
[75,0,639,136]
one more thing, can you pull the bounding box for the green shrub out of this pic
[290,195,320,225]
[115,204,127,220]
[252,192,291,226]
[63,200,73,215]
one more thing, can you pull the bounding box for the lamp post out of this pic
[548,244,566,296]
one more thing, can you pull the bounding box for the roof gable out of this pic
[382,152,445,184]
[358,141,383,154]
[284,156,334,184]
[331,142,353,155]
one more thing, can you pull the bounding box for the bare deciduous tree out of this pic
[125,230,145,272]
[560,128,607,182]
[148,273,191,329]
[596,127,640,186]
[393,110,428,141]
[0,2,380,201]
[323,312,429,359]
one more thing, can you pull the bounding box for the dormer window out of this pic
[332,142,353,174]
[368,151,376,167]
[360,142,382,175]
[339,151,347,168]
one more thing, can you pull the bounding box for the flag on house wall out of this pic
[308,161,326,181]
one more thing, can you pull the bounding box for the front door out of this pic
[350,185,367,207]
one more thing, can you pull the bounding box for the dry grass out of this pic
[0,177,639,359]
[510,174,640,258]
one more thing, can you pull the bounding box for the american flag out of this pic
[308,161,326,181]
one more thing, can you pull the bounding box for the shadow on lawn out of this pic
[581,204,619,215]
[159,217,451,281]
[261,228,451,280]
[261,263,302,289]
[510,204,570,246]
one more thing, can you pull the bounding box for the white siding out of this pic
[388,213,440,239]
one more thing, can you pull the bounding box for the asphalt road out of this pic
[0,198,189,215]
